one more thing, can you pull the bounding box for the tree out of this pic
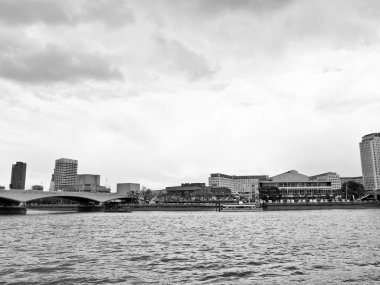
[259,186,282,202]
[141,186,154,204]
[130,189,141,203]
[340,181,365,200]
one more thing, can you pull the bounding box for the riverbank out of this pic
[0,206,27,215]
[264,201,379,211]
[131,204,216,211]
[11,201,380,213]
[28,204,78,211]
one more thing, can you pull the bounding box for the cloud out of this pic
[0,0,135,27]
[152,34,218,80]
[189,0,294,15]
[0,44,122,84]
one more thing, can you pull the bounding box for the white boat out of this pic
[221,203,263,212]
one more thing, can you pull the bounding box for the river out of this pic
[0,209,379,284]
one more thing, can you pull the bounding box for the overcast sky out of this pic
[1,0,379,191]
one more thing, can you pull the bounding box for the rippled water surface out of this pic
[1,209,379,284]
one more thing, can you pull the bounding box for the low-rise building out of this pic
[31,185,44,191]
[260,170,333,199]
[165,183,231,201]
[117,183,140,195]
[340,176,364,186]
[61,174,110,193]
[209,173,269,200]
[309,172,341,191]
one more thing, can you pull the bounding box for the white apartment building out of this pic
[309,172,341,191]
[51,158,78,191]
[360,133,380,192]
[209,173,269,200]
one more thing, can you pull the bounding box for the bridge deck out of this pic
[0,190,132,203]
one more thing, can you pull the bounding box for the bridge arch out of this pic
[0,190,133,205]
[26,196,100,205]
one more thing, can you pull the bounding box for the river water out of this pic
[0,209,379,284]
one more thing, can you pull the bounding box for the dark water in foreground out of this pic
[0,209,379,284]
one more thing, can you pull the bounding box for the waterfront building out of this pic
[359,133,380,192]
[209,173,269,200]
[165,183,231,201]
[10,162,27,190]
[51,158,78,191]
[31,185,44,191]
[61,174,110,193]
[309,172,341,191]
[260,170,333,199]
[340,176,364,186]
[117,183,140,195]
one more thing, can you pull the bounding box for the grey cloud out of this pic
[153,35,218,80]
[192,0,294,14]
[76,0,135,27]
[0,0,134,26]
[0,0,68,25]
[149,0,293,17]
[0,44,122,84]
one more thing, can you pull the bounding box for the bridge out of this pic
[0,189,133,207]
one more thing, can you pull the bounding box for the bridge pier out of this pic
[78,202,104,212]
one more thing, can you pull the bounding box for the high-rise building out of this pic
[51,158,78,191]
[10,162,27,190]
[359,133,380,192]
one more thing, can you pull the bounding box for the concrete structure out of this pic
[51,158,78,191]
[0,189,132,205]
[359,133,380,192]
[261,170,333,198]
[61,174,110,193]
[165,183,231,201]
[309,172,341,190]
[209,173,269,200]
[10,162,27,190]
[31,185,43,191]
[117,183,140,195]
[340,176,364,186]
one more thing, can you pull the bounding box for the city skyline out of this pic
[0,134,370,191]
[1,1,380,189]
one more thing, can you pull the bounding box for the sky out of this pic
[1,0,379,191]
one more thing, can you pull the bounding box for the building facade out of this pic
[51,158,78,191]
[31,185,44,191]
[165,183,231,201]
[309,172,341,191]
[10,162,27,190]
[117,183,140,195]
[340,176,363,186]
[61,174,110,193]
[359,133,380,192]
[209,173,269,200]
[260,170,333,199]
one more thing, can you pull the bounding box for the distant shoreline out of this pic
[25,201,380,212]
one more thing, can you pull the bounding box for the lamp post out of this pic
[345,182,348,201]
